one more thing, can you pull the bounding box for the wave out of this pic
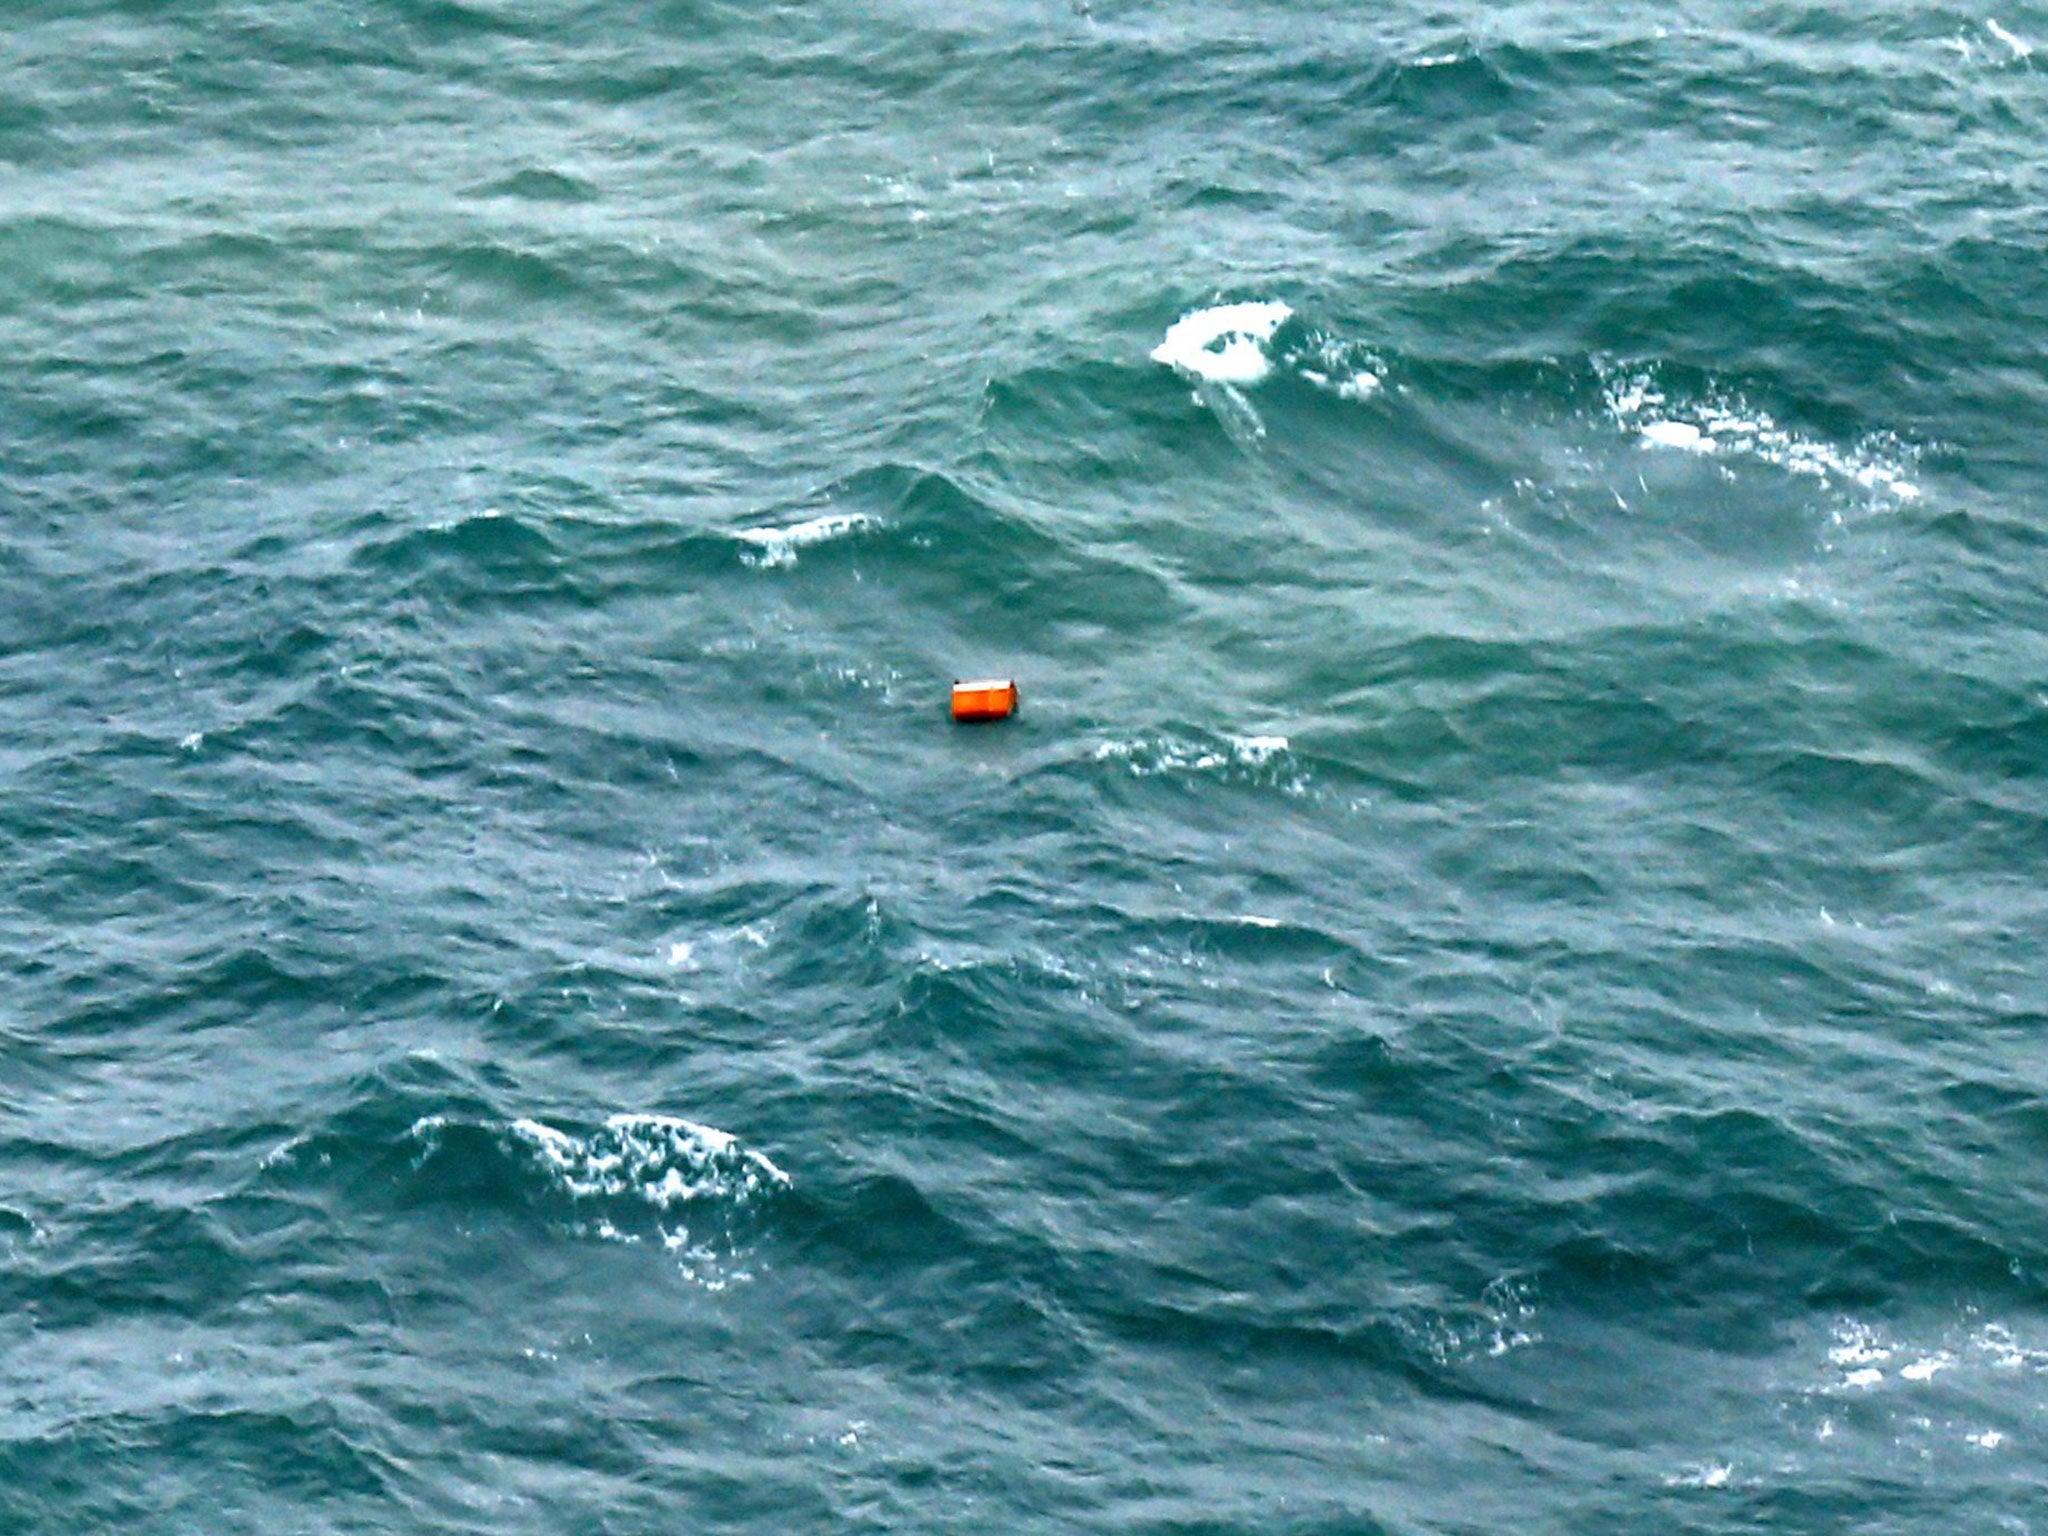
[1644,1312,2048,1488]
[469,167,602,204]
[1149,300,1386,444]
[1091,728,1307,794]
[402,1110,788,1257]
[723,463,1189,648]
[1151,300,1295,386]
[1599,359,1922,506]
[204,1056,795,1271]
[731,509,875,568]
[504,1113,789,1210]
[1135,299,1927,584]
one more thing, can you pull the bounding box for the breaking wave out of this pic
[1600,360,1923,505]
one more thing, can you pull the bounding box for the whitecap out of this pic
[1151,300,1293,385]
[1230,734,1289,765]
[1664,1463,1733,1489]
[1406,1274,1541,1365]
[1096,736,1231,775]
[1295,330,1386,401]
[510,1113,789,1208]
[1641,420,1711,452]
[1601,363,1921,503]
[1973,1322,2048,1371]
[1094,731,1303,791]
[1827,1321,1893,1367]
[1899,1353,1953,1382]
[733,511,872,568]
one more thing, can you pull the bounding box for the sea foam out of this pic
[1151,301,1294,385]
[1094,731,1306,794]
[1601,363,1922,503]
[734,511,873,568]
[510,1113,789,1207]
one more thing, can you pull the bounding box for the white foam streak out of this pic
[1197,379,1268,447]
[1986,18,2032,59]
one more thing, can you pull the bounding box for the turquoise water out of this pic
[6,2,2048,1529]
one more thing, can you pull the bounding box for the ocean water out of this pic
[5,1,2048,1529]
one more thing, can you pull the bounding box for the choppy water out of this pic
[6,2,2048,1530]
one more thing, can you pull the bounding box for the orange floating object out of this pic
[951,678,1019,723]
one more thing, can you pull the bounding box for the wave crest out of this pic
[1093,731,1304,792]
[507,1113,789,1208]
[1151,300,1294,385]
[1600,360,1922,505]
[732,511,874,569]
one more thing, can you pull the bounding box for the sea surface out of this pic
[6,2,2048,1530]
